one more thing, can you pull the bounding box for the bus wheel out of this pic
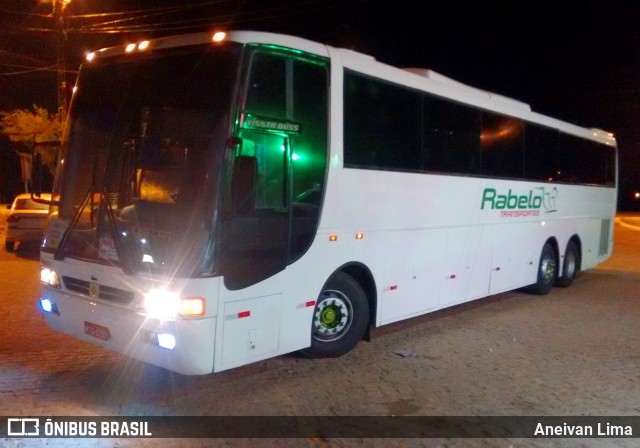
[528,242,557,295]
[301,272,369,358]
[556,240,579,287]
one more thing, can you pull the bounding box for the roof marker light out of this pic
[125,43,136,53]
[329,235,338,242]
[356,232,364,240]
[138,40,150,51]
[212,32,226,42]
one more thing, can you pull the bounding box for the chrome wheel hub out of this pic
[312,290,353,342]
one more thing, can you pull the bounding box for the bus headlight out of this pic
[40,267,60,288]
[143,288,180,319]
[143,289,205,319]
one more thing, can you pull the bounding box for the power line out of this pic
[0,8,50,18]
[64,0,232,19]
[72,0,367,34]
[73,0,322,31]
[0,50,52,66]
[0,65,57,76]
[0,63,78,74]
[2,0,372,36]
[1,25,55,33]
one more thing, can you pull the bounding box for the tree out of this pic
[0,105,62,146]
[0,105,62,177]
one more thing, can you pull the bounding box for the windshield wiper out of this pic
[54,184,93,262]
[53,186,136,275]
[53,147,137,275]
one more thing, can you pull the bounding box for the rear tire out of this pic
[556,240,579,287]
[527,242,557,295]
[5,241,15,252]
[300,272,369,358]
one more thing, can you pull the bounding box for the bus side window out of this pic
[222,130,288,289]
[231,155,257,214]
[423,95,481,175]
[480,112,524,178]
[222,49,329,288]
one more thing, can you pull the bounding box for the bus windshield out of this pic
[51,44,241,277]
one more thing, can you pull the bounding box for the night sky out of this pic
[1,0,639,207]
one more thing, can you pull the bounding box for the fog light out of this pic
[40,298,59,315]
[157,333,176,350]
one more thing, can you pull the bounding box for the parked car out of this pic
[5,193,51,252]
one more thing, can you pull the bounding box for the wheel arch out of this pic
[331,262,377,338]
[545,236,560,265]
[566,234,582,271]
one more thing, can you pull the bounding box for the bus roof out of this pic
[83,30,616,148]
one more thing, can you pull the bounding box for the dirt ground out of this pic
[0,210,639,447]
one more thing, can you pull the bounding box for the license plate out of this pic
[84,321,111,341]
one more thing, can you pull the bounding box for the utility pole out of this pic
[48,0,71,125]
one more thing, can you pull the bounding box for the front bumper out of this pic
[40,286,216,375]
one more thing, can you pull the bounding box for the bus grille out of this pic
[598,219,611,256]
[62,276,135,305]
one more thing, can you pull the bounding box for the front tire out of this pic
[300,272,369,358]
[556,240,579,287]
[527,242,557,295]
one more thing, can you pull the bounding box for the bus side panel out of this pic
[213,229,356,372]
[489,222,539,294]
[440,224,492,307]
[220,294,282,367]
[379,228,445,325]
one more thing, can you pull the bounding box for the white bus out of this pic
[38,31,617,375]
